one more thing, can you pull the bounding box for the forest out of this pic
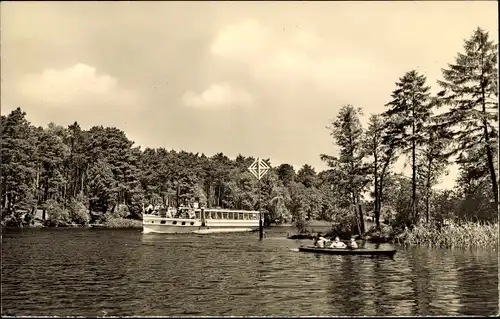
[1,27,498,239]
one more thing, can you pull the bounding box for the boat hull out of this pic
[143,224,257,234]
[142,215,260,234]
[298,246,397,257]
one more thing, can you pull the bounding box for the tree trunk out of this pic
[205,184,209,208]
[218,184,222,208]
[34,164,40,220]
[358,202,365,234]
[176,184,180,208]
[63,183,67,206]
[481,108,498,206]
[412,105,417,224]
[373,151,380,230]
[425,156,433,224]
[484,145,498,205]
[425,193,430,224]
[480,67,498,207]
[378,182,384,224]
[4,190,8,211]
[42,178,49,220]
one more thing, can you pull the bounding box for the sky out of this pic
[1,1,498,190]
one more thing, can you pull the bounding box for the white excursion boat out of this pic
[142,206,263,234]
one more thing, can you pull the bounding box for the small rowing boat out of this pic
[298,246,397,257]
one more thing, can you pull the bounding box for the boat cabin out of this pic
[197,210,259,220]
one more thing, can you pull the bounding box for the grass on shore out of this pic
[394,221,498,249]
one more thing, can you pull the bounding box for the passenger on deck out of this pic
[329,237,347,249]
[349,238,358,249]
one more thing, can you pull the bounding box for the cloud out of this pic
[208,19,384,96]
[16,63,139,110]
[210,19,272,64]
[181,82,253,109]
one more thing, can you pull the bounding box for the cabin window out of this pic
[195,212,200,219]
[244,213,248,220]
[151,221,155,223]
[160,220,166,224]
[182,221,186,226]
[217,212,222,219]
[190,222,195,226]
[173,221,177,225]
[223,212,228,219]
[236,213,240,220]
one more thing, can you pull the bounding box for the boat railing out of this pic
[144,208,265,221]
[193,208,261,214]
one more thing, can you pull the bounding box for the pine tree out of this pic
[1,108,38,224]
[321,105,369,234]
[416,127,449,223]
[383,70,433,224]
[364,114,397,229]
[435,27,498,206]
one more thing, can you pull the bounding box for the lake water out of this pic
[1,228,498,316]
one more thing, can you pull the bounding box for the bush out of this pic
[365,224,394,243]
[325,207,359,239]
[44,200,70,227]
[128,193,146,219]
[110,204,130,219]
[2,209,27,227]
[102,217,142,228]
[294,217,309,234]
[68,200,90,225]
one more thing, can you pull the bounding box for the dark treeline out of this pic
[1,27,497,233]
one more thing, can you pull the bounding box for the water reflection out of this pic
[455,248,499,315]
[1,228,498,316]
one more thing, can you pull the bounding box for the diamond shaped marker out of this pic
[248,158,270,180]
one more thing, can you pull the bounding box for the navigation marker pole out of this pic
[248,157,270,240]
[258,177,262,239]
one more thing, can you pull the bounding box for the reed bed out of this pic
[101,217,142,228]
[394,221,498,248]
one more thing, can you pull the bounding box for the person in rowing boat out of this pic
[314,233,329,248]
[348,238,358,249]
[329,236,347,249]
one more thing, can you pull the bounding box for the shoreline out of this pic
[2,223,327,230]
[286,221,499,249]
[3,220,497,249]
